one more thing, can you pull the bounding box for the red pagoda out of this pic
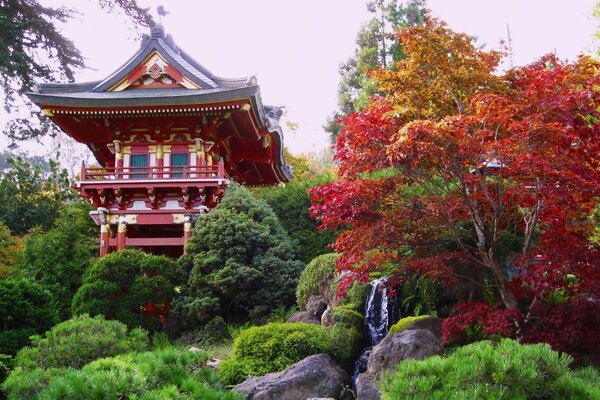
[28,25,291,257]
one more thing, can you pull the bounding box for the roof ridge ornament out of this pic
[151,24,165,39]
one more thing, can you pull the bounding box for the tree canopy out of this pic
[0,0,154,141]
[311,18,600,361]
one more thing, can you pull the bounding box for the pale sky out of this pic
[1,0,597,162]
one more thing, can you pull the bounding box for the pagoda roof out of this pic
[27,25,292,184]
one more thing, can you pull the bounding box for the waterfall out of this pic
[365,277,392,346]
[352,277,399,391]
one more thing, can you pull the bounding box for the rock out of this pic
[189,346,203,353]
[234,354,349,400]
[206,357,220,368]
[287,311,320,324]
[398,316,443,341]
[306,295,328,319]
[321,304,334,327]
[367,329,443,380]
[355,373,381,400]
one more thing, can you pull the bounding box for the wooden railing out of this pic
[80,159,227,181]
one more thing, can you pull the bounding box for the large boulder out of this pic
[395,316,443,341]
[234,354,350,400]
[306,295,328,319]
[367,329,443,380]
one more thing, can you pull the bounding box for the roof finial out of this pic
[157,5,169,25]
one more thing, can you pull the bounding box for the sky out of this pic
[1,0,598,162]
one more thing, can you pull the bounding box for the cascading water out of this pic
[352,277,399,391]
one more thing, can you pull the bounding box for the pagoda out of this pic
[28,25,291,257]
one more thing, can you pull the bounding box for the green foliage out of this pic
[0,353,14,388]
[174,184,304,329]
[388,315,430,334]
[343,281,370,312]
[380,339,600,399]
[16,202,96,320]
[0,156,73,235]
[194,317,232,346]
[400,274,439,317]
[328,324,363,371]
[0,279,58,356]
[72,249,177,332]
[332,305,364,327]
[219,322,332,385]
[3,348,240,400]
[15,315,147,370]
[255,175,337,263]
[296,253,339,310]
[0,222,23,279]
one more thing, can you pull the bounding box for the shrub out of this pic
[14,314,148,370]
[332,305,364,327]
[219,322,331,384]
[388,315,430,334]
[343,281,369,312]
[0,279,58,356]
[380,339,600,399]
[296,253,339,310]
[173,184,304,330]
[0,222,24,279]
[72,249,177,332]
[0,353,14,387]
[328,324,363,371]
[3,348,241,400]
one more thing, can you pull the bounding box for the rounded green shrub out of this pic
[328,324,363,371]
[296,253,339,310]
[14,314,148,370]
[380,338,600,399]
[343,281,369,312]
[332,305,364,328]
[388,315,430,334]
[219,322,332,384]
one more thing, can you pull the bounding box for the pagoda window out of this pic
[131,154,149,179]
[171,153,188,178]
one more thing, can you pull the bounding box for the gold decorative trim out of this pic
[172,214,186,224]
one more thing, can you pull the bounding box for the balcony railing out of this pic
[79,159,227,181]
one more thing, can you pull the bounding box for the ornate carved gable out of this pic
[108,51,201,91]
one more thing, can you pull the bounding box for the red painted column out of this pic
[183,222,193,254]
[117,220,127,251]
[99,224,110,256]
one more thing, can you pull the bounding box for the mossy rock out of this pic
[389,315,431,334]
[332,305,364,328]
[296,253,339,310]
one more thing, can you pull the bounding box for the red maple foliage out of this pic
[310,18,600,362]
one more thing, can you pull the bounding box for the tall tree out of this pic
[310,18,600,359]
[0,0,154,141]
[324,0,427,142]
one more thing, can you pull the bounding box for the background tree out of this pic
[324,0,427,141]
[311,18,600,362]
[255,174,338,264]
[172,184,304,332]
[16,202,97,320]
[0,222,24,279]
[0,155,73,235]
[0,279,58,356]
[72,249,177,332]
[0,0,154,141]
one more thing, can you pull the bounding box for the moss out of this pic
[218,322,332,385]
[296,253,339,310]
[388,315,430,334]
[328,324,363,371]
[332,305,364,328]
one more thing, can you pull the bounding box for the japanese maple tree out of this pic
[311,18,600,360]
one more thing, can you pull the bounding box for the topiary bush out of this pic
[3,348,241,400]
[172,184,304,330]
[0,279,58,356]
[388,315,430,334]
[380,338,600,399]
[219,322,332,385]
[14,314,148,370]
[296,253,339,310]
[72,249,177,332]
[332,305,364,327]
